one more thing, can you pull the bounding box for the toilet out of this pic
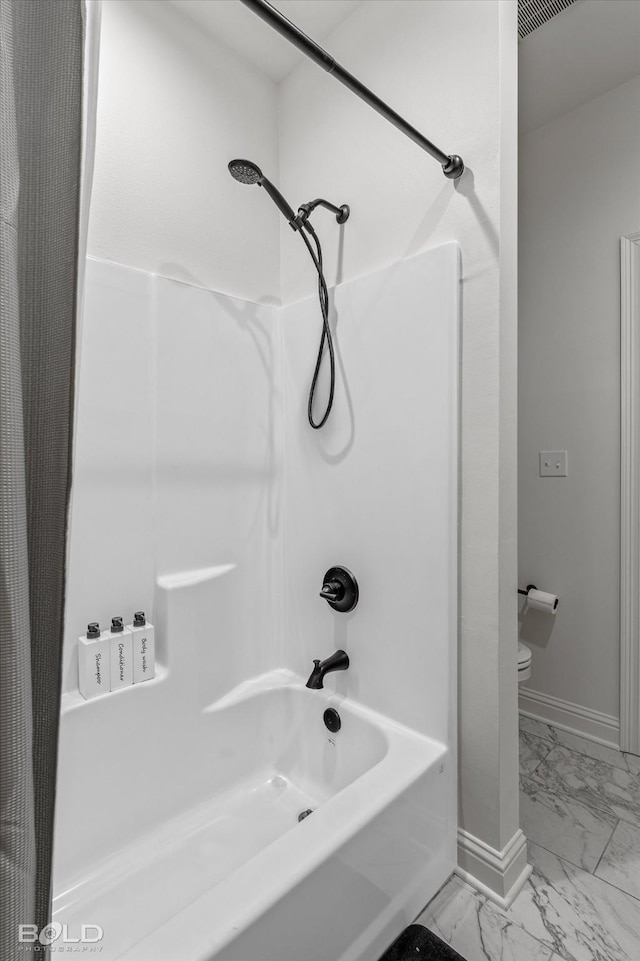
[518,642,532,684]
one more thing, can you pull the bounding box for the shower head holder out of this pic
[298,198,350,226]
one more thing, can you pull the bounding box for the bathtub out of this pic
[53,670,453,961]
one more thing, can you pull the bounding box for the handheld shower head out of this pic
[228,158,300,230]
[227,158,350,430]
[228,159,263,185]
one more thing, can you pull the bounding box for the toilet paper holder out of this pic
[518,583,538,597]
[518,584,559,612]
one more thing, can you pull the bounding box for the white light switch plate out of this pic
[539,451,568,477]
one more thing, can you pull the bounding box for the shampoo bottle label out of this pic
[78,631,112,699]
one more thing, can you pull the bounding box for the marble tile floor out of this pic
[417,715,640,961]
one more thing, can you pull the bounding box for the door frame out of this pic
[620,231,640,753]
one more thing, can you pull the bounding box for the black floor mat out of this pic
[378,924,466,961]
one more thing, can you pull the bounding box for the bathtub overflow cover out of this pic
[323,708,341,733]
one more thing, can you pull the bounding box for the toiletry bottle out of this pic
[78,622,111,699]
[128,611,155,683]
[107,616,133,691]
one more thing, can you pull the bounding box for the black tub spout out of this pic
[305,650,350,689]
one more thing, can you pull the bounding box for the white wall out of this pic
[518,0,640,134]
[519,75,640,725]
[154,275,283,694]
[88,0,280,303]
[278,0,522,896]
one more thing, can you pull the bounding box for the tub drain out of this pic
[297,809,313,822]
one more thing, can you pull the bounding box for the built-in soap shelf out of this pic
[78,612,155,701]
[63,663,168,715]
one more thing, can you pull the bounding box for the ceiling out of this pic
[519,0,640,133]
[168,0,364,83]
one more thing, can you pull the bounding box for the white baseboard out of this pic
[519,687,619,749]
[456,827,531,908]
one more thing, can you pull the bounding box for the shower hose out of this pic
[298,221,335,430]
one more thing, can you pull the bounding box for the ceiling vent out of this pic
[518,0,578,39]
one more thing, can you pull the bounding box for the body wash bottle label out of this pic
[78,622,111,699]
[128,611,155,683]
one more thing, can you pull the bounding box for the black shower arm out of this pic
[238,0,464,180]
[298,198,350,225]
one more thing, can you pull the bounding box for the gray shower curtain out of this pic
[0,1,84,957]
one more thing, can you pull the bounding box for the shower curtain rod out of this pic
[239,0,464,180]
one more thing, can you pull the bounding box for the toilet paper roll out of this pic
[526,589,558,614]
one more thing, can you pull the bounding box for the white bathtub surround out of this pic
[63,259,281,699]
[56,246,458,958]
[63,247,457,708]
[280,244,458,740]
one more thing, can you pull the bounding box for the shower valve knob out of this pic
[320,580,344,602]
[319,566,359,613]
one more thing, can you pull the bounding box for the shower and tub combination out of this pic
[52,2,462,959]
